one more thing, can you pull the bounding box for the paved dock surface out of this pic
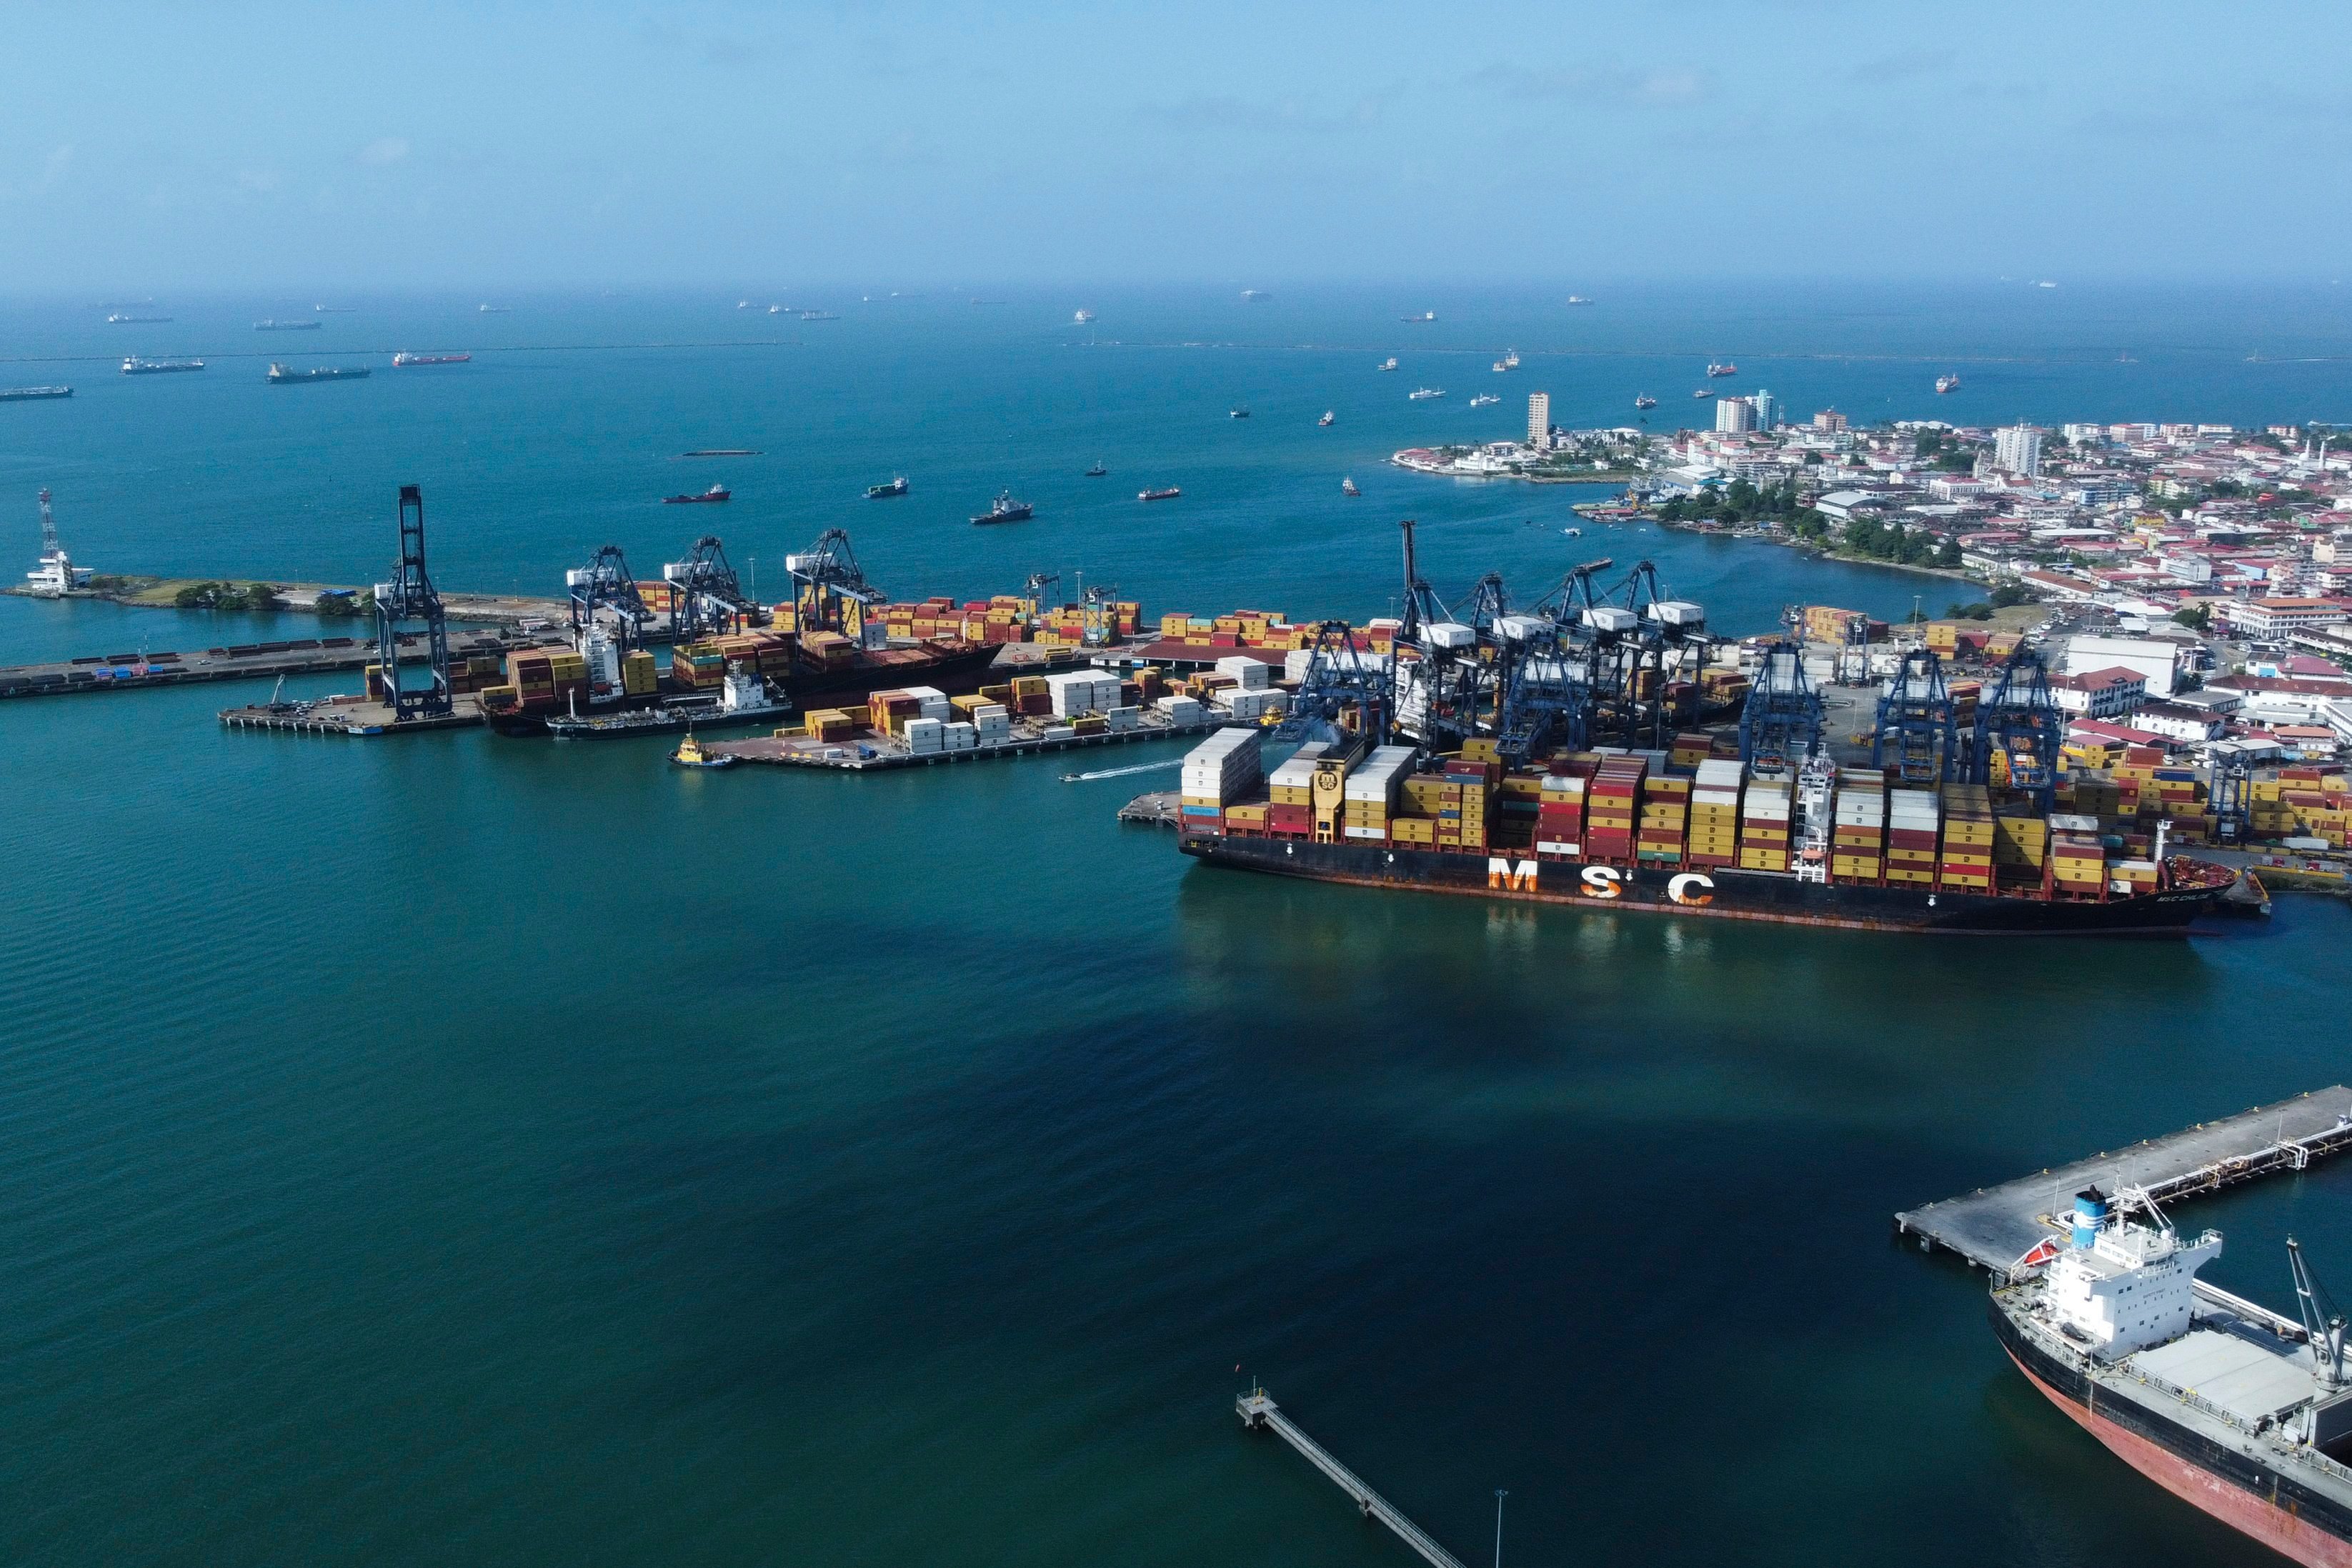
[0,631,556,699]
[707,715,1217,771]
[1895,1086,2352,1278]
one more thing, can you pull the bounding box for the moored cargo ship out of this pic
[1990,1190,2352,1567]
[1181,833,2230,934]
[1173,736,2241,937]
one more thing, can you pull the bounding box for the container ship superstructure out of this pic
[1163,521,2243,937]
[479,527,1008,736]
[1990,1189,2351,1566]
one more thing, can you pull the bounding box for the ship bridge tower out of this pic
[372,484,452,721]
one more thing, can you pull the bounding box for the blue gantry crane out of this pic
[1973,644,2064,811]
[1874,646,1960,784]
[1738,634,1822,776]
[372,484,452,721]
[666,534,764,642]
[1275,619,1393,746]
[568,544,652,650]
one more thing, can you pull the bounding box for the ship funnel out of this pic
[2071,1187,2110,1249]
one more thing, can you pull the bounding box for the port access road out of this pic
[1895,1086,2352,1281]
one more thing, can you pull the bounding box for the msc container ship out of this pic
[1990,1189,2351,1567]
[1174,736,2241,937]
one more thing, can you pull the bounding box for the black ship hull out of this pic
[1178,834,2228,936]
[1992,1299,2352,1567]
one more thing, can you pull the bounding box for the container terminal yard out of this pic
[10,484,2351,922]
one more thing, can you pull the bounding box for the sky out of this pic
[2,0,2348,291]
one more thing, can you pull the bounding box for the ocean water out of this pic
[3,286,2349,1568]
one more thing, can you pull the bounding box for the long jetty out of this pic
[0,630,553,700]
[1236,1387,1467,1568]
[1895,1085,2352,1280]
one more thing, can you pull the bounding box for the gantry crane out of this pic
[373,484,452,721]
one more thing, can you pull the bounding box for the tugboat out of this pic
[1341,477,1360,496]
[866,476,909,499]
[664,483,731,504]
[1634,394,1658,409]
[670,732,736,769]
[1138,486,1181,502]
[1318,411,1335,426]
[1084,461,1107,477]
[1935,373,1961,394]
[972,490,1033,525]
[1691,388,1715,399]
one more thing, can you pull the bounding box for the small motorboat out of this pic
[1341,477,1360,496]
[1563,526,1582,537]
[1634,394,1658,409]
[1376,357,1398,371]
[1317,411,1335,426]
[1084,461,1107,477]
[672,732,736,769]
[664,483,731,504]
[1230,406,1250,419]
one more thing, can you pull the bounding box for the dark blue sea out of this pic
[1,284,2347,1568]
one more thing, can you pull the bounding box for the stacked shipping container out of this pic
[1831,770,1886,882]
[1886,789,1940,887]
[1738,777,1791,872]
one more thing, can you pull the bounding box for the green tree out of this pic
[1990,583,2029,609]
[1935,536,1963,567]
[2173,603,2211,631]
[174,581,220,609]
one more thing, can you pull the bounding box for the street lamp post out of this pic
[1493,1489,1508,1568]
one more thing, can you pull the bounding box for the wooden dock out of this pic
[1236,1387,1467,1568]
[1895,1085,2352,1280]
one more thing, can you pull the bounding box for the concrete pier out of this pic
[1236,1387,1467,1568]
[1895,1085,2352,1280]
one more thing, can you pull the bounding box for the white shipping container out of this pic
[973,703,1009,724]
[944,721,977,749]
[1105,705,1141,731]
[1425,621,1477,650]
[1215,656,1271,690]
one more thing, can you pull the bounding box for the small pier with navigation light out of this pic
[1235,1385,1468,1568]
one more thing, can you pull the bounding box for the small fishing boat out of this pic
[1341,477,1360,496]
[1317,411,1335,426]
[1084,461,1107,477]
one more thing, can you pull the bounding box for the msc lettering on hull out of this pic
[1486,857,1538,892]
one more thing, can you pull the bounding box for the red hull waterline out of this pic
[2008,1352,2352,1568]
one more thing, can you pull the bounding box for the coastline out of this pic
[1646,516,1985,585]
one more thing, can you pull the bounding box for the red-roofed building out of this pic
[2049,665,2148,719]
